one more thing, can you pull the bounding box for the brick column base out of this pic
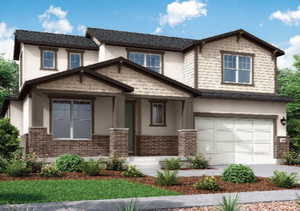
[178,129,197,157]
[274,136,290,159]
[109,128,129,157]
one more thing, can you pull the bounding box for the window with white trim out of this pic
[51,99,92,139]
[69,52,82,69]
[42,50,56,69]
[223,53,252,84]
[128,52,161,73]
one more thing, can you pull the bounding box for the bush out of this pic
[194,176,220,191]
[164,158,181,170]
[0,118,20,159]
[216,194,240,211]
[6,160,31,177]
[188,154,209,169]
[0,156,8,173]
[270,170,299,188]
[156,170,179,186]
[222,164,256,184]
[283,151,300,165]
[106,156,127,171]
[40,164,63,177]
[55,154,84,172]
[24,153,43,173]
[81,160,102,176]
[123,165,144,177]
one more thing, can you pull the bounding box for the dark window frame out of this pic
[149,100,167,127]
[67,49,84,69]
[40,47,58,71]
[220,50,255,86]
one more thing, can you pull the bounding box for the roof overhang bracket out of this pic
[79,70,84,83]
[118,60,123,73]
[272,50,278,61]
[237,31,243,43]
[198,41,205,53]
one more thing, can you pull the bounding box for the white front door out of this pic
[195,117,274,165]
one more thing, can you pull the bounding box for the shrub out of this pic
[6,160,31,177]
[81,160,102,176]
[40,164,63,177]
[106,156,127,171]
[156,170,179,186]
[55,154,84,172]
[164,158,181,170]
[123,165,144,177]
[0,118,20,159]
[0,156,8,173]
[283,151,300,165]
[270,170,299,188]
[194,176,220,191]
[216,194,240,211]
[24,153,43,173]
[222,164,256,183]
[188,154,209,169]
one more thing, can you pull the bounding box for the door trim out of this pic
[126,100,136,155]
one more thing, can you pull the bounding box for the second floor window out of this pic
[223,53,253,85]
[41,49,56,70]
[128,52,162,73]
[69,52,82,69]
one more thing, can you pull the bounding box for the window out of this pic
[51,99,92,139]
[41,48,57,70]
[68,51,83,69]
[150,101,166,126]
[222,52,253,85]
[128,51,162,73]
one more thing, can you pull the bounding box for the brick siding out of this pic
[178,129,197,157]
[274,136,290,159]
[109,128,129,157]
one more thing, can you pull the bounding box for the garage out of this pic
[195,116,275,165]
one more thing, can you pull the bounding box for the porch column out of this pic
[109,128,129,157]
[112,95,125,128]
[181,98,193,129]
[178,129,197,157]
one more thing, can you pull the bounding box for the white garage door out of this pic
[195,117,275,165]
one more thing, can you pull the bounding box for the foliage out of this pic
[80,159,102,176]
[123,165,145,177]
[5,159,31,177]
[106,156,127,171]
[155,170,179,186]
[24,153,43,173]
[222,164,256,184]
[164,158,181,170]
[283,151,300,165]
[194,176,220,191]
[270,170,299,188]
[55,154,84,172]
[188,154,209,169]
[0,118,20,159]
[216,194,240,211]
[0,179,179,205]
[0,57,19,108]
[0,156,8,173]
[119,200,139,211]
[40,164,63,177]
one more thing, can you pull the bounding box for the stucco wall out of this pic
[197,36,276,93]
[6,101,23,135]
[22,44,98,83]
[22,95,32,135]
[194,98,287,136]
[94,96,113,135]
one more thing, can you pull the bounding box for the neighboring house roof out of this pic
[13,30,99,60]
[198,89,291,102]
[86,27,196,52]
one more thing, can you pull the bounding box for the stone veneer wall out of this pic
[109,128,129,157]
[178,129,197,157]
[274,136,290,159]
[136,136,178,156]
[23,127,109,158]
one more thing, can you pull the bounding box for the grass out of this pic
[0,179,180,205]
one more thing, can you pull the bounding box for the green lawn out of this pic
[0,179,179,205]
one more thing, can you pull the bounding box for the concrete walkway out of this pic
[1,189,300,211]
[140,164,300,178]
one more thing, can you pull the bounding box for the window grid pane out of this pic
[52,101,71,138]
[129,52,161,73]
[152,103,164,125]
[43,51,55,68]
[70,53,81,69]
[128,52,145,66]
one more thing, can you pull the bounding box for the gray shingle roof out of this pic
[14,30,98,59]
[86,27,196,51]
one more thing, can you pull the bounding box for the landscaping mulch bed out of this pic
[1,170,300,195]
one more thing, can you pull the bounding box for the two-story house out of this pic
[1,28,291,165]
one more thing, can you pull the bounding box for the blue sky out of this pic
[1,0,300,68]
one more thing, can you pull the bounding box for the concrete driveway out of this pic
[140,164,300,178]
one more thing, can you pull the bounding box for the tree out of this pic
[0,118,20,159]
[0,56,19,109]
[277,55,300,151]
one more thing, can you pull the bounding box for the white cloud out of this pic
[77,24,87,35]
[39,5,73,34]
[278,35,300,69]
[155,0,207,33]
[270,6,300,25]
[0,22,15,60]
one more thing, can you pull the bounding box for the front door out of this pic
[125,101,135,155]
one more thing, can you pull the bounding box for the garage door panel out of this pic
[215,119,234,130]
[235,119,253,130]
[236,143,253,153]
[215,130,234,142]
[235,130,252,142]
[253,119,273,131]
[196,118,214,130]
[253,143,272,153]
[253,132,272,143]
[216,143,234,153]
[197,130,213,142]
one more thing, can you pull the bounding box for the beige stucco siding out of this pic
[194,98,286,136]
[96,66,191,97]
[36,74,122,94]
[183,49,195,87]
[22,44,98,83]
[94,96,113,135]
[22,95,32,135]
[6,101,23,135]
[197,36,275,93]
